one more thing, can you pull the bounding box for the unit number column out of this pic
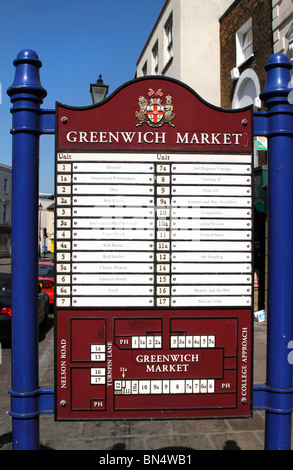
[56,161,72,307]
[156,163,171,307]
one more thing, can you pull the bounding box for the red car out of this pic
[0,273,49,339]
[38,262,54,304]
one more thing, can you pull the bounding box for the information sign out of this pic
[55,77,253,420]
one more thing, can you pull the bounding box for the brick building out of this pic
[220,0,274,312]
[220,0,273,112]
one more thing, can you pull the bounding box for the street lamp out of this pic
[90,75,109,104]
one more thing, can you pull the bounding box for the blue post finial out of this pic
[7,49,47,102]
[260,53,292,105]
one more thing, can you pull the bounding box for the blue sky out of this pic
[0,0,165,193]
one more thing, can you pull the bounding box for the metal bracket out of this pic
[9,387,54,419]
[253,383,293,414]
[9,108,55,135]
[40,109,55,134]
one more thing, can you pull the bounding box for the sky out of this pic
[0,0,165,194]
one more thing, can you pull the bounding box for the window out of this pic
[3,178,9,194]
[152,42,159,74]
[285,22,293,64]
[2,203,9,224]
[165,15,173,64]
[236,18,253,67]
[142,61,147,76]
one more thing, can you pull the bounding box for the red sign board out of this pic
[56,309,251,419]
[55,77,253,420]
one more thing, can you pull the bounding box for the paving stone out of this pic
[40,436,146,451]
[80,419,173,439]
[227,410,265,431]
[209,431,264,450]
[170,418,230,434]
[145,433,212,451]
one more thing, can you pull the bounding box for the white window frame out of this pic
[236,18,253,67]
[142,61,148,76]
[286,22,293,64]
[165,15,173,64]
[152,42,159,75]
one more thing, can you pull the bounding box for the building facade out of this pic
[272,0,293,73]
[136,0,234,106]
[38,194,54,256]
[0,164,12,256]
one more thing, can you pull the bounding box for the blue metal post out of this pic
[7,50,48,450]
[258,54,293,450]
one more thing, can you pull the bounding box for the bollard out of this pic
[7,50,49,450]
[254,53,293,450]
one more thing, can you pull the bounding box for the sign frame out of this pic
[54,76,254,421]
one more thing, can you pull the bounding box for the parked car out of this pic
[38,261,54,304]
[0,273,49,339]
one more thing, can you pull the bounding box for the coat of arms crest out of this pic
[135,89,175,127]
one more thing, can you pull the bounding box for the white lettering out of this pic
[108,132,119,143]
[60,339,66,358]
[65,130,244,146]
[241,327,249,397]
[176,132,189,144]
[99,131,108,143]
[175,131,242,145]
[66,131,77,142]
[120,131,136,143]
[155,132,166,144]
[190,133,199,144]
[136,353,199,363]
[146,364,189,372]
[211,133,221,144]
[99,455,134,467]
[242,327,248,363]
[90,131,98,142]
[201,133,210,144]
[144,132,154,144]
[232,133,242,145]
[79,131,88,142]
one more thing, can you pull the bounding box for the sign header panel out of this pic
[57,77,251,153]
[55,77,253,420]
